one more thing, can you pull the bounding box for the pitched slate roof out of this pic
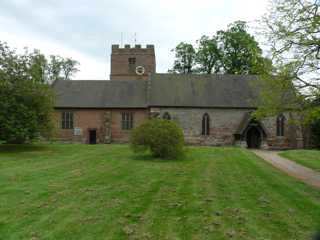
[149,74,258,108]
[53,80,148,108]
[53,74,259,109]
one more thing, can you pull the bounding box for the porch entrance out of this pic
[246,126,261,149]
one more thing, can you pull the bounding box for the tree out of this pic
[47,55,63,83]
[309,96,320,148]
[217,21,267,74]
[61,58,79,80]
[254,0,320,122]
[47,55,79,83]
[0,45,80,84]
[170,42,196,74]
[196,35,222,74]
[0,80,54,143]
[261,0,320,92]
[169,21,269,75]
[0,41,78,143]
[252,64,302,119]
[28,49,48,83]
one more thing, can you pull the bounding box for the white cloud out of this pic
[0,15,108,80]
[0,0,270,79]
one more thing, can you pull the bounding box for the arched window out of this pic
[202,113,210,136]
[276,114,285,136]
[163,112,171,120]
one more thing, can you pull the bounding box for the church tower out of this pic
[110,44,156,81]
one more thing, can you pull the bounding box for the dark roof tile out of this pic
[53,80,148,108]
[53,74,259,109]
[149,74,258,108]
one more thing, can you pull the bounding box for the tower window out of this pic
[202,113,210,136]
[128,57,136,65]
[276,114,285,136]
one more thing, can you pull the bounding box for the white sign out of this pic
[74,127,82,136]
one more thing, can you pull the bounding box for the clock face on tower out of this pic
[135,66,145,75]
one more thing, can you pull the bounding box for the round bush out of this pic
[130,118,185,159]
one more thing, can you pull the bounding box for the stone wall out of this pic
[261,113,303,149]
[156,108,249,146]
[155,108,303,149]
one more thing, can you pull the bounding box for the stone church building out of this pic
[52,44,303,149]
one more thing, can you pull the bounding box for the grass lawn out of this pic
[0,144,320,240]
[280,149,320,172]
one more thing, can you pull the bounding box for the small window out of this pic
[163,112,171,120]
[121,112,133,130]
[61,112,73,129]
[276,114,285,136]
[202,113,210,136]
[128,57,136,65]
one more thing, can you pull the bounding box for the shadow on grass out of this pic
[313,231,320,240]
[0,144,49,153]
[129,149,192,163]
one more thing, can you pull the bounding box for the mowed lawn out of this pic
[280,149,320,172]
[0,145,320,240]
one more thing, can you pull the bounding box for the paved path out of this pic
[252,150,320,189]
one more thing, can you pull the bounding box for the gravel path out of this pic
[252,150,320,189]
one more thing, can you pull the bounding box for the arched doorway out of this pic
[246,126,261,149]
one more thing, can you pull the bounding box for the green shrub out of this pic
[130,118,185,159]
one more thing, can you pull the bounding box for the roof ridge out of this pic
[53,74,258,109]
[152,73,258,77]
[56,79,109,83]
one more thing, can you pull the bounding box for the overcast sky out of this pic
[0,0,270,80]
